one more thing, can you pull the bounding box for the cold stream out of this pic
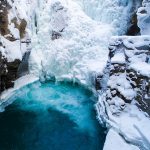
[0,81,106,150]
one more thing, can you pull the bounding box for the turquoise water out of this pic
[0,81,106,150]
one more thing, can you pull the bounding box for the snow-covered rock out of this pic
[0,0,32,92]
[103,129,140,150]
[96,36,150,150]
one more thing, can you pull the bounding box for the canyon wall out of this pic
[98,1,150,149]
[0,0,31,93]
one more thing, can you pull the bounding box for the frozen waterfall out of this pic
[29,0,140,86]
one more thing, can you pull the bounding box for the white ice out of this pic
[29,0,137,86]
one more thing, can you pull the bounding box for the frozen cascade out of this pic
[29,0,141,86]
[76,0,141,34]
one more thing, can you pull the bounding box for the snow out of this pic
[97,35,150,150]
[0,37,22,62]
[111,52,125,64]
[1,0,150,150]
[108,74,136,100]
[110,36,150,49]
[0,0,36,61]
[103,129,140,150]
[130,62,150,77]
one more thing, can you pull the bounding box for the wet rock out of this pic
[0,52,21,92]
[127,13,140,35]
[17,51,30,77]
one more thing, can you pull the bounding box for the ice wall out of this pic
[76,0,141,35]
[137,0,150,35]
[29,0,141,86]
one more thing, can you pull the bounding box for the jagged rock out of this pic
[99,36,150,115]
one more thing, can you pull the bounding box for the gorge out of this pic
[0,0,150,150]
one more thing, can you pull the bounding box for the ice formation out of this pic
[137,0,150,35]
[29,0,139,86]
[76,0,141,34]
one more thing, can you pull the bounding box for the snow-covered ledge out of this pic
[0,74,38,112]
[96,36,150,150]
[103,129,140,150]
[97,94,150,150]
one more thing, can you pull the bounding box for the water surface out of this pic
[0,81,106,150]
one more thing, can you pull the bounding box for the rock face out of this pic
[96,1,150,149]
[0,0,29,94]
[99,0,150,115]
[96,36,150,150]
[0,52,21,92]
[99,36,150,115]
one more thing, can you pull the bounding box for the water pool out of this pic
[0,81,106,150]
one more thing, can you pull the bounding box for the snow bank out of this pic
[103,129,140,150]
[97,94,150,150]
[130,62,150,77]
[0,37,22,62]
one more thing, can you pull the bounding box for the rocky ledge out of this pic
[97,36,150,150]
[0,0,30,94]
[106,36,149,115]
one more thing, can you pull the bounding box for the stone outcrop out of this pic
[98,36,150,115]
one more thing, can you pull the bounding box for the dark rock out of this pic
[51,31,61,40]
[127,13,140,35]
[0,52,21,93]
